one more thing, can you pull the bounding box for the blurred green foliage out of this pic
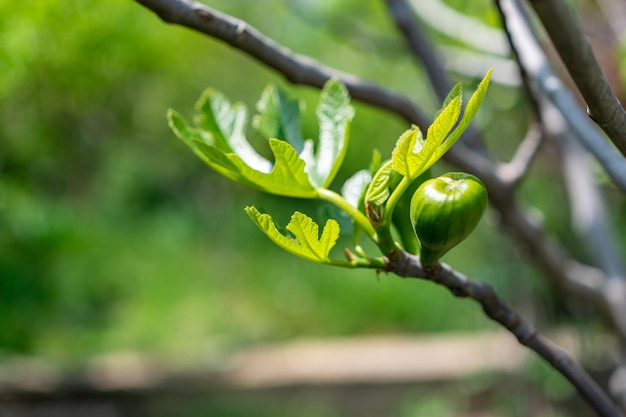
[0,0,621,370]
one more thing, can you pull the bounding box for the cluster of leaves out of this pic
[169,70,491,267]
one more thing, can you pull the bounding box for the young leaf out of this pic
[253,85,305,152]
[365,161,395,206]
[309,79,355,188]
[197,138,318,197]
[438,83,462,116]
[391,126,427,179]
[195,89,272,173]
[245,207,340,263]
[433,69,492,161]
[168,110,250,184]
[427,95,461,148]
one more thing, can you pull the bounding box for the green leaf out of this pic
[365,161,395,206]
[391,126,426,179]
[309,79,354,188]
[195,88,272,173]
[169,89,318,198]
[168,109,248,184]
[245,207,340,263]
[433,69,492,160]
[253,85,305,152]
[437,83,462,118]
[198,138,318,197]
[424,94,462,166]
[390,70,492,180]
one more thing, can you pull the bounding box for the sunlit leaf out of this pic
[365,161,395,206]
[245,207,340,263]
[195,88,272,173]
[424,95,462,166]
[433,69,492,160]
[309,79,354,188]
[391,126,426,179]
[197,138,318,197]
[168,110,248,184]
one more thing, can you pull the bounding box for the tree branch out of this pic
[388,253,625,417]
[497,122,544,187]
[134,0,433,130]
[496,0,626,343]
[527,0,626,156]
[134,0,621,331]
[496,0,626,192]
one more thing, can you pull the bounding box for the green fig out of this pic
[410,172,487,266]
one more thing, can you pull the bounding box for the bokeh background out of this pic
[1,0,625,416]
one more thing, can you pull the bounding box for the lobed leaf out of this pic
[195,89,272,173]
[197,138,318,197]
[245,207,340,263]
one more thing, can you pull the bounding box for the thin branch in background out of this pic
[495,0,626,340]
[497,122,544,187]
[528,0,626,156]
[561,138,626,340]
[388,254,626,417]
[385,0,452,103]
[134,0,432,130]
[495,0,626,192]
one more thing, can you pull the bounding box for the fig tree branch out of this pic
[134,0,432,130]
[387,253,625,417]
[496,0,626,192]
[527,0,626,156]
[495,0,626,340]
[134,0,619,331]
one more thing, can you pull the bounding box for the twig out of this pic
[496,0,626,343]
[527,0,626,156]
[388,253,625,417]
[497,122,544,187]
[495,0,626,192]
[561,138,626,339]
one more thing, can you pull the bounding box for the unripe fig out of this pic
[410,172,487,266]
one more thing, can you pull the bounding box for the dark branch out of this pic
[385,0,452,102]
[528,0,626,156]
[388,253,626,417]
[496,0,626,192]
[135,0,432,130]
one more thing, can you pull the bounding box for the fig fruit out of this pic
[410,172,487,266]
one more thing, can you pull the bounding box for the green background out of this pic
[1,4,624,415]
